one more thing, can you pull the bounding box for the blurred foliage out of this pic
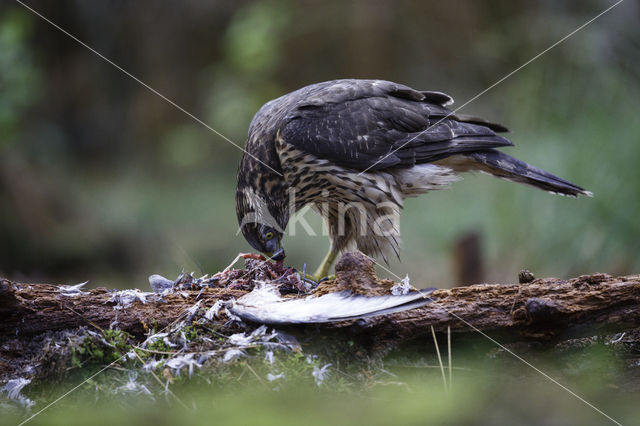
[5,339,639,426]
[0,9,41,142]
[0,0,638,288]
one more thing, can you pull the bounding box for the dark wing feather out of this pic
[452,113,509,132]
[280,81,511,171]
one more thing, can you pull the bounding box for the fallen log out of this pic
[1,253,639,346]
[0,279,247,338]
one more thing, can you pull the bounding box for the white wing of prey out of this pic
[229,283,435,325]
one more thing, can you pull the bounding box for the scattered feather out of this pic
[142,359,163,372]
[197,353,214,365]
[391,275,412,295]
[608,332,626,345]
[224,306,243,323]
[264,350,275,365]
[108,289,154,309]
[165,354,201,377]
[115,373,152,396]
[228,325,276,346]
[204,300,224,320]
[148,274,175,294]
[2,378,34,409]
[228,332,253,346]
[273,331,302,352]
[185,301,202,321]
[3,378,30,400]
[222,348,245,363]
[109,312,119,329]
[59,281,89,297]
[142,332,177,349]
[180,331,189,351]
[267,372,285,382]
[163,337,177,348]
[312,364,332,386]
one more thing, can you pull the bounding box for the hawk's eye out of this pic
[264,231,275,240]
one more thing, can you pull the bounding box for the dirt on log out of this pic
[1,252,639,347]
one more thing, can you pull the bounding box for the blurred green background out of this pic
[1,0,638,289]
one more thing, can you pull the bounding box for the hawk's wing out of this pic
[279,80,511,171]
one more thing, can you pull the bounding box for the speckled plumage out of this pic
[236,79,590,261]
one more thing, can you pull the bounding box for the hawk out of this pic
[236,79,591,280]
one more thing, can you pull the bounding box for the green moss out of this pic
[71,329,134,368]
[181,324,199,342]
[146,338,171,353]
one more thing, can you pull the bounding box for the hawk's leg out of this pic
[313,247,338,281]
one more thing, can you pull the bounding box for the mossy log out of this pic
[1,252,639,347]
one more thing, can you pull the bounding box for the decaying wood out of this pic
[369,272,639,344]
[0,280,246,338]
[1,252,639,347]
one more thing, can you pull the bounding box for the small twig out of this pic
[390,364,474,372]
[379,368,399,378]
[431,326,448,393]
[244,362,271,391]
[236,368,247,381]
[63,304,104,332]
[447,326,452,392]
[199,325,235,340]
[222,253,244,274]
[134,344,260,358]
[332,366,358,381]
[133,347,182,356]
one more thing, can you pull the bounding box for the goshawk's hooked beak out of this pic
[271,247,286,261]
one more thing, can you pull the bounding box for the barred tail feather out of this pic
[467,149,593,197]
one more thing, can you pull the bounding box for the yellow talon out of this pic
[313,248,338,281]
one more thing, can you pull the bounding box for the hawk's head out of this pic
[235,119,290,261]
[235,184,286,261]
[239,222,285,261]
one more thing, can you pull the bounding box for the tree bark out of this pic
[2,264,639,345]
[0,279,246,338]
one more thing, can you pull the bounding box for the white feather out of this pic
[229,283,434,325]
[393,164,460,197]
